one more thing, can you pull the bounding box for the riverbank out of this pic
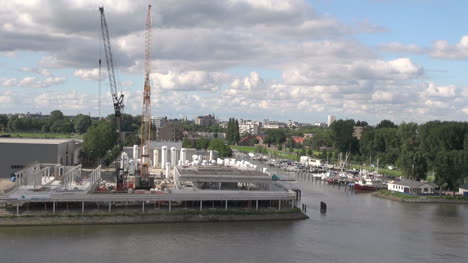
[0,208,308,226]
[373,190,468,203]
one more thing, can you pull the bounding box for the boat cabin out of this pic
[459,183,468,196]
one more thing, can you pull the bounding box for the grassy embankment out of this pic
[374,189,468,202]
[0,208,303,219]
[0,132,82,139]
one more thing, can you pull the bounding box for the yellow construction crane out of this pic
[137,5,153,188]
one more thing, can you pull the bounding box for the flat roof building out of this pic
[0,138,79,178]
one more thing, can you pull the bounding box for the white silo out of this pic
[153,149,159,168]
[120,152,128,170]
[209,150,213,161]
[181,148,187,164]
[165,162,170,179]
[142,145,148,166]
[161,146,168,169]
[133,145,139,161]
[171,147,177,167]
[128,160,135,176]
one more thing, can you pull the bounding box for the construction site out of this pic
[0,5,299,218]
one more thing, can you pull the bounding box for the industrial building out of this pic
[195,114,216,126]
[0,138,79,179]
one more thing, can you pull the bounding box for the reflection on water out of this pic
[0,174,467,263]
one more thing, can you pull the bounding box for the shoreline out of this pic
[0,208,309,227]
[373,190,468,204]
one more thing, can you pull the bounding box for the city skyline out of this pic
[1,0,468,124]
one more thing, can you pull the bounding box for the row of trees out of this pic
[0,110,144,136]
[1,110,93,134]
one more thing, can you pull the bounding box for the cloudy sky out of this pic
[1,0,468,124]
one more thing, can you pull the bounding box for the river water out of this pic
[0,174,467,263]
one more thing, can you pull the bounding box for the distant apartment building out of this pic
[152,116,167,129]
[239,119,262,135]
[263,119,287,129]
[195,114,216,126]
[288,120,300,128]
[157,123,184,141]
[314,122,327,127]
[327,115,336,127]
[185,131,226,140]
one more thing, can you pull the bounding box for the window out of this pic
[423,188,428,192]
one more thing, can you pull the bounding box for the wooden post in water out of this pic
[320,201,327,214]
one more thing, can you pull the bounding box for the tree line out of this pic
[330,119,468,190]
[1,110,93,134]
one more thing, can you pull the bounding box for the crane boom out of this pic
[99,6,125,189]
[139,5,153,186]
[99,6,124,149]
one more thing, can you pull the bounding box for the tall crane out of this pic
[139,5,153,187]
[99,6,125,188]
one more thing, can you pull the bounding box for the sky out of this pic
[1,0,468,125]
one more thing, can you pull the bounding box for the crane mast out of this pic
[139,4,153,185]
[99,6,125,188]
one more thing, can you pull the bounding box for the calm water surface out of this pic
[0,176,467,263]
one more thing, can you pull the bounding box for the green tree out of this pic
[434,150,466,191]
[264,129,287,146]
[83,120,117,160]
[50,110,64,121]
[7,117,17,132]
[376,119,397,129]
[330,119,359,154]
[124,134,140,146]
[209,139,232,158]
[74,114,92,134]
[182,138,195,148]
[196,137,210,150]
[0,115,7,130]
[397,151,428,180]
[397,122,419,152]
[234,119,240,144]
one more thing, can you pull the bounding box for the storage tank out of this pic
[165,162,170,179]
[153,149,159,168]
[161,146,168,169]
[128,160,135,176]
[209,150,213,161]
[180,148,187,164]
[142,145,148,166]
[133,145,139,161]
[120,152,128,171]
[171,147,177,167]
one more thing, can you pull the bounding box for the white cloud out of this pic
[372,90,393,103]
[423,82,457,98]
[379,42,424,54]
[0,75,66,89]
[430,35,468,60]
[0,78,17,87]
[73,68,101,81]
[151,71,228,92]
